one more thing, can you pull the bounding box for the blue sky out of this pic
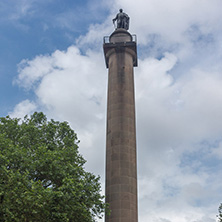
[0,0,108,115]
[1,0,222,221]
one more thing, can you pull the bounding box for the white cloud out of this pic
[12,0,222,221]
[136,54,222,221]
[16,55,54,89]
[0,0,36,22]
[9,99,37,119]
[114,0,222,43]
[211,142,222,160]
[15,45,107,177]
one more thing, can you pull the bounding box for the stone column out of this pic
[103,29,138,222]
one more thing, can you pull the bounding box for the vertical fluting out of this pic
[104,29,138,222]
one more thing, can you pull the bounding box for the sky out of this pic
[1,0,222,221]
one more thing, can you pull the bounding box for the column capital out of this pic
[103,30,138,68]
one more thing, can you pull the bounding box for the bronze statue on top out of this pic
[113,9,130,30]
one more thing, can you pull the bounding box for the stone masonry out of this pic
[103,28,138,222]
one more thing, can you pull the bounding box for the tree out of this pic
[0,112,107,222]
[218,203,222,222]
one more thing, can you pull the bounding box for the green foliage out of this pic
[218,203,222,222]
[0,112,106,222]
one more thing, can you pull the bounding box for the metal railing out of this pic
[103,34,137,44]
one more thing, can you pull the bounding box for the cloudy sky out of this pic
[1,0,222,221]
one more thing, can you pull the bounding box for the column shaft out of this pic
[105,46,138,222]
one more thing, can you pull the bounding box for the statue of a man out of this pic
[113,9,130,30]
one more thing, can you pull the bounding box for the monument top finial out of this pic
[112,9,130,30]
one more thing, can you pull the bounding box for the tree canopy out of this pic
[0,112,106,222]
[218,204,222,222]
